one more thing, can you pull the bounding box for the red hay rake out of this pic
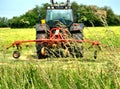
[7,27,101,59]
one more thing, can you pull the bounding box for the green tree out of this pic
[0,17,9,27]
[8,2,120,28]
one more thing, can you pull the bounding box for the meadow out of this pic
[0,26,120,89]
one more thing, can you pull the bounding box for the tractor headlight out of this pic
[65,7,68,9]
[51,6,54,9]
[47,7,50,9]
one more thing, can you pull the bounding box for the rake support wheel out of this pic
[94,50,97,59]
[13,50,20,59]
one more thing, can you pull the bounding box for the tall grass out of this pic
[1,26,120,47]
[0,60,120,89]
[84,26,120,47]
[0,27,120,88]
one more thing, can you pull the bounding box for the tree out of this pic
[8,2,120,28]
[0,17,9,27]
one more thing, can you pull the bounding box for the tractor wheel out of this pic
[12,50,20,59]
[36,28,48,59]
[36,44,48,59]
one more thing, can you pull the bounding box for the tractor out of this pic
[7,0,100,59]
[36,0,84,59]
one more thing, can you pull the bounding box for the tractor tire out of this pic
[36,24,49,59]
[36,33,48,59]
[36,43,47,59]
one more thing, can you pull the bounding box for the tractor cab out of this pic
[46,0,73,28]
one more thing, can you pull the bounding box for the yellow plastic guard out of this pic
[41,19,46,24]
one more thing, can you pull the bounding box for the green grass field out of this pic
[0,27,120,89]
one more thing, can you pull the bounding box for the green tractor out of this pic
[7,0,100,59]
[36,0,84,59]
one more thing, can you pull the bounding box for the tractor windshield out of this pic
[46,9,73,27]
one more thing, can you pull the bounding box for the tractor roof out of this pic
[48,0,71,9]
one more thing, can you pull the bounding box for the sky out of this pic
[0,0,120,19]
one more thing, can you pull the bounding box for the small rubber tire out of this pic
[13,51,20,59]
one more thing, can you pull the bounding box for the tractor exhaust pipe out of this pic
[50,0,54,6]
[67,0,70,6]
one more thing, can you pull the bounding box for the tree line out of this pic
[0,2,120,28]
